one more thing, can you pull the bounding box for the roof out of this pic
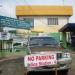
[59,23,75,32]
[0,16,31,29]
[16,6,73,16]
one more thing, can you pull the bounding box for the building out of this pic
[16,6,73,42]
[59,23,75,48]
[0,16,31,53]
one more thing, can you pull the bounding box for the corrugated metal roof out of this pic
[16,6,73,16]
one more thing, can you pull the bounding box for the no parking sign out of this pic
[24,53,57,68]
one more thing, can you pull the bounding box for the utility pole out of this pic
[0,0,2,7]
[62,0,64,5]
[0,0,4,58]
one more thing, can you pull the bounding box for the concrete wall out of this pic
[18,16,69,33]
[0,57,25,75]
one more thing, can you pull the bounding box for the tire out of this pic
[60,69,68,75]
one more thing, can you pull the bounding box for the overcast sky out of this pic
[0,0,75,23]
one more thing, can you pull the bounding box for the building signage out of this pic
[24,53,57,68]
[0,32,10,40]
[0,16,31,29]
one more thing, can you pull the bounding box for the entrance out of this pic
[71,32,75,47]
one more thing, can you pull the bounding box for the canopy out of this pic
[59,23,75,32]
[0,16,31,29]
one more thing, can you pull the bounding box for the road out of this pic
[68,53,75,75]
[0,52,75,75]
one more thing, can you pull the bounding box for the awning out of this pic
[59,23,75,32]
[0,16,31,29]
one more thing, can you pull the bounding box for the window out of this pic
[23,18,34,27]
[48,18,58,25]
[29,37,58,46]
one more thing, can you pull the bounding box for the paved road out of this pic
[0,52,75,75]
[68,53,75,75]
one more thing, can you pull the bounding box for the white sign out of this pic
[24,53,57,68]
[0,32,10,40]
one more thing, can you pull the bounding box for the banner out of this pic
[24,53,57,68]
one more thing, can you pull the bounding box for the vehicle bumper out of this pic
[26,58,72,72]
[26,65,70,72]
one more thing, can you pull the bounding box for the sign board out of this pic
[0,32,10,40]
[24,53,57,68]
[0,16,31,29]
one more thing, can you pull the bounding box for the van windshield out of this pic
[29,37,58,46]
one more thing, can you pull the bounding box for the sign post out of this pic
[24,53,57,68]
[55,65,59,75]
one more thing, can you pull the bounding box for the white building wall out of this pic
[18,16,69,33]
[19,16,69,26]
[34,17,47,26]
[58,16,69,27]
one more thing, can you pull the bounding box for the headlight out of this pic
[62,53,71,58]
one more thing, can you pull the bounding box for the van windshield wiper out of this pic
[29,43,42,46]
[42,43,52,45]
[42,43,58,47]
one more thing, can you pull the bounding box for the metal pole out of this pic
[27,30,31,54]
[0,40,2,53]
[0,27,5,57]
[0,0,2,7]
[55,65,58,75]
[62,0,64,5]
[1,38,5,57]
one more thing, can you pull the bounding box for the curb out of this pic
[0,55,24,62]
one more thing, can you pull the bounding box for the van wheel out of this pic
[61,70,68,75]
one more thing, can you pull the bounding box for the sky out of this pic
[0,0,75,23]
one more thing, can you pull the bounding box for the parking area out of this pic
[68,53,75,75]
[0,51,75,75]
